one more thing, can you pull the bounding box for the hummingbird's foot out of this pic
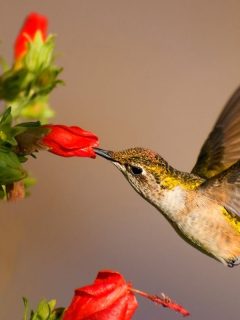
[226,257,240,268]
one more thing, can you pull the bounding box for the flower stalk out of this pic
[130,288,190,317]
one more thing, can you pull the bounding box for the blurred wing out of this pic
[200,161,240,217]
[192,86,240,179]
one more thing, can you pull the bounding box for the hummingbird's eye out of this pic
[129,165,143,175]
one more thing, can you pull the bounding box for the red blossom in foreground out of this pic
[63,270,138,320]
[63,270,190,320]
[42,124,99,158]
[14,12,48,59]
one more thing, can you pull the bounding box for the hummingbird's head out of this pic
[94,147,170,201]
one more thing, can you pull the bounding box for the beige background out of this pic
[1,1,240,319]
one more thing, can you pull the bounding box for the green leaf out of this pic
[0,147,26,184]
[0,68,28,101]
[0,107,25,146]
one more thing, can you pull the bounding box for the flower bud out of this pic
[14,12,47,60]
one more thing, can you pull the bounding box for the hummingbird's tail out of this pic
[226,256,240,268]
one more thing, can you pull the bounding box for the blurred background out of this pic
[1,1,240,319]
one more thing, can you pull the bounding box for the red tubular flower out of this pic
[14,12,48,59]
[63,270,190,320]
[63,270,138,320]
[42,124,99,158]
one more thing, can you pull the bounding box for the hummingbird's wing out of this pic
[192,86,240,179]
[199,160,240,217]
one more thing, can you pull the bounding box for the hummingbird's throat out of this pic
[159,171,204,191]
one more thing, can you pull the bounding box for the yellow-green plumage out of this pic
[222,207,240,234]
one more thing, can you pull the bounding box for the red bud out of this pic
[14,12,48,59]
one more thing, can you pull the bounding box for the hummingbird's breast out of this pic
[154,186,240,266]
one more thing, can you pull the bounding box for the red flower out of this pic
[42,124,99,158]
[14,12,48,59]
[63,270,138,320]
[63,270,190,320]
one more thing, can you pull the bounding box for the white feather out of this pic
[159,186,186,218]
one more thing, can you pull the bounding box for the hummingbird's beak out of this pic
[93,147,114,161]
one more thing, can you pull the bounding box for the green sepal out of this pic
[32,299,55,320]
[15,124,49,156]
[15,121,41,128]
[24,33,56,72]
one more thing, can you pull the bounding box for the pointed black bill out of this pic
[93,147,114,161]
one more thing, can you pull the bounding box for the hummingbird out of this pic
[94,86,240,267]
